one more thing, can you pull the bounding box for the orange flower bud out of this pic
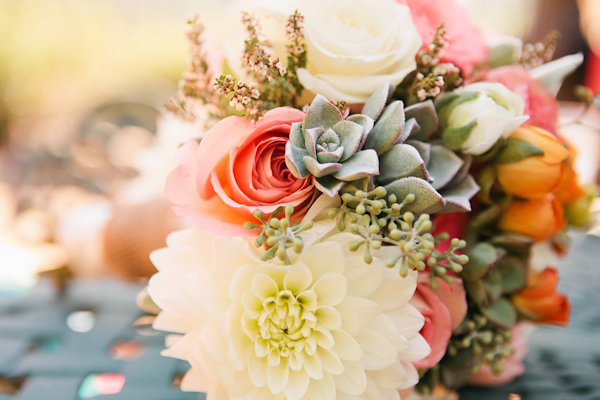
[499,194,566,242]
[512,267,570,325]
[496,126,569,198]
[554,145,585,204]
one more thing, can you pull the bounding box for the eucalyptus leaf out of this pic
[462,242,499,281]
[497,255,528,294]
[482,297,517,329]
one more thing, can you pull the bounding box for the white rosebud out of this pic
[438,82,529,155]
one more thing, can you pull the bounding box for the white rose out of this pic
[296,0,422,103]
[438,82,529,156]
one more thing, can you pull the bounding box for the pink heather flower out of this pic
[410,274,468,369]
[485,65,561,135]
[165,108,318,238]
[397,0,488,77]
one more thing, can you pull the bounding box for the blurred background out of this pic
[0,0,599,398]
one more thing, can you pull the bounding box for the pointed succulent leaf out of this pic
[377,144,430,186]
[333,149,379,181]
[427,145,465,190]
[363,101,406,155]
[447,154,473,189]
[304,127,324,158]
[346,114,375,147]
[442,120,478,151]
[482,298,517,329]
[406,140,431,165]
[285,143,311,179]
[331,120,365,162]
[494,137,544,164]
[438,175,480,213]
[315,175,345,197]
[384,177,445,215]
[497,255,528,294]
[304,94,343,131]
[362,82,395,120]
[398,118,420,145]
[289,122,304,147]
[316,147,344,164]
[462,242,499,281]
[303,156,342,178]
[404,100,438,141]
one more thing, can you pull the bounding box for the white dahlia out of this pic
[149,227,430,399]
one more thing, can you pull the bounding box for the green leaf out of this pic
[465,280,487,307]
[462,242,499,281]
[439,175,480,213]
[481,297,517,329]
[442,120,478,151]
[489,233,534,257]
[475,165,497,205]
[362,82,395,120]
[442,346,474,372]
[363,101,405,155]
[497,255,528,294]
[315,175,345,197]
[377,144,429,186]
[383,177,445,214]
[495,137,545,164]
[404,100,439,141]
[484,268,503,304]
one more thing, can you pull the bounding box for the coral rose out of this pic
[397,0,488,76]
[496,126,570,199]
[166,108,318,238]
[498,195,567,242]
[512,267,570,325]
[411,274,467,369]
[485,66,560,135]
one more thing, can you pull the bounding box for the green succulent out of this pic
[285,94,379,196]
[360,83,480,215]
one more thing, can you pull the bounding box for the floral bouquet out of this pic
[143,0,599,398]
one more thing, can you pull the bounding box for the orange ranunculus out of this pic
[554,145,585,204]
[512,267,570,325]
[498,194,567,242]
[496,126,570,198]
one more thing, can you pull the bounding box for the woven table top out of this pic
[1,234,599,400]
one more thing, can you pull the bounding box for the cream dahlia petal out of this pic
[149,227,429,399]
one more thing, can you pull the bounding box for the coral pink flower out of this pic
[166,108,318,238]
[397,0,488,76]
[468,323,530,386]
[411,274,468,369]
[485,66,560,135]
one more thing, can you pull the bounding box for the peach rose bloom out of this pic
[496,126,570,199]
[411,274,468,369]
[512,267,570,325]
[166,108,318,237]
[397,0,488,76]
[499,195,567,242]
[485,66,560,135]
[554,145,586,205]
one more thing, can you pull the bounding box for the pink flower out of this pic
[166,108,318,237]
[397,0,488,76]
[468,323,530,386]
[432,212,469,253]
[485,66,560,135]
[411,274,468,369]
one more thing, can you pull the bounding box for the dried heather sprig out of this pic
[242,12,287,82]
[520,30,561,70]
[165,16,223,121]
